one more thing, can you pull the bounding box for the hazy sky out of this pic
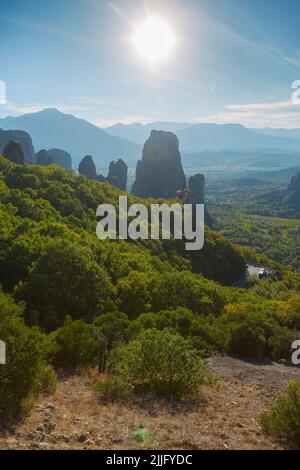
[1,0,300,127]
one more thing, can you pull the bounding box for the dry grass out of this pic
[1,356,299,450]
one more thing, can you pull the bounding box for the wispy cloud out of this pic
[227,100,294,111]
[198,99,300,128]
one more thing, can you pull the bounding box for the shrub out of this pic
[109,329,214,400]
[37,365,57,395]
[213,304,278,358]
[268,327,299,361]
[94,377,133,403]
[0,291,47,418]
[225,322,267,358]
[93,312,131,370]
[131,308,214,354]
[261,381,300,448]
[50,316,104,370]
[133,427,151,442]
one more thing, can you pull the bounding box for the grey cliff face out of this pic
[132,130,186,199]
[46,148,72,170]
[0,129,35,163]
[37,148,72,170]
[78,155,97,180]
[107,159,128,191]
[188,174,205,204]
[3,140,25,164]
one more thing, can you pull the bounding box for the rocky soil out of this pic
[1,356,300,450]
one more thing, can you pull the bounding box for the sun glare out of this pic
[132,17,176,64]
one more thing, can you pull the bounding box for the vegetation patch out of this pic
[261,381,300,448]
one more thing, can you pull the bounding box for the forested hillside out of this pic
[1,156,300,423]
[0,154,245,322]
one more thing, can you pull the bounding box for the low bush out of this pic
[37,365,57,395]
[94,377,133,403]
[213,304,283,359]
[50,316,104,370]
[0,291,48,418]
[261,381,300,448]
[109,329,214,400]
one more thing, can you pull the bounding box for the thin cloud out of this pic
[199,106,300,129]
[227,100,296,111]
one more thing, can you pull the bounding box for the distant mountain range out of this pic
[106,122,191,144]
[176,123,300,153]
[0,108,141,169]
[1,109,300,170]
[107,122,300,154]
[252,128,300,143]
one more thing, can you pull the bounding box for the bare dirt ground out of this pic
[1,356,300,450]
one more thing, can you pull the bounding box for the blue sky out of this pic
[1,0,300,127]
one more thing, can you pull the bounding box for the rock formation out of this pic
[37,149,49,166]
[36,148,72,170]
[3,140,25,164]
[93,159,128,190]
[46,149,72,170]
[78,155,97,180]
[188,174,205,204]
[107,159,128,191]
[0,129,35,163]
[132,130,186,199]
[96,174,107,183]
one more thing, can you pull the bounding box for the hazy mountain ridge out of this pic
[1,109,300,171]
[252,128,300,142]
[176,123,300,153]
[0,109,141,169]
[107,121,300,154]
[106,121,192,144]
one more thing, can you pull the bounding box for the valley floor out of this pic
[1,356,300,451]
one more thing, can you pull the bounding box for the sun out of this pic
[132,17,176,64]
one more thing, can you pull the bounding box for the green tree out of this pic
[116,271,152,318]
[16,239,113,330]
[94,312,131,369]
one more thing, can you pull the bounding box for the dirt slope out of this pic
[1,356,300,450]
